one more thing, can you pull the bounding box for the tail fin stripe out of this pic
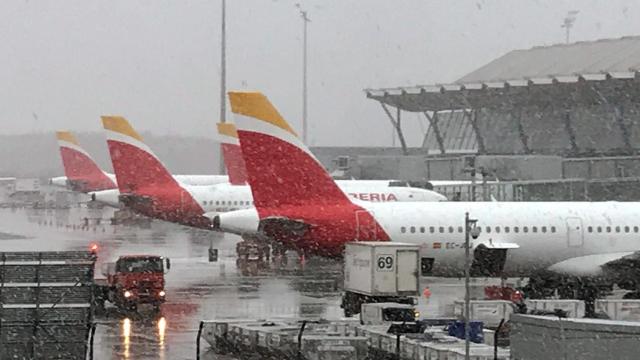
[234,114,318,162]
[104,129,157,160]
[57,140,93,159]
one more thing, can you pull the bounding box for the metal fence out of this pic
[0,251,96,360]
[434,177,640,202]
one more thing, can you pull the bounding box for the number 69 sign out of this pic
[376,255,394,271]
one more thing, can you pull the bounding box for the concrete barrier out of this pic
[511,314,640,360]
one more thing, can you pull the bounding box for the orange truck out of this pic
[94,255,170,312]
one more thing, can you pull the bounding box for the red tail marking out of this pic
[58,147,116,192]
[238,130,352,210]
[221,143,248,185]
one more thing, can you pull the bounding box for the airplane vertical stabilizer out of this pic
[56,131,116,192]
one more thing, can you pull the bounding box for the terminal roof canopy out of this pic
[458,36,640,84]
[366,36,640,113]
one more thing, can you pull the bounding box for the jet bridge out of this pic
[0,251,97,360]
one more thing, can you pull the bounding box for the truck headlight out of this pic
[159,290,166,297]
[124,290,132,298]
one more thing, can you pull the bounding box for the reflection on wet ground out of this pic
[0,207,494,359]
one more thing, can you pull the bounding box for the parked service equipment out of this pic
[525,299,585,318]
[360,302,419,325]
[341,242,420,317]
[94,255,170,311]
[0,251,97,360]
[453,300,515,327]
[595,299,640,321]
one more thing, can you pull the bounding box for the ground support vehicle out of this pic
[341,242,420,317]
[93,254,170,312]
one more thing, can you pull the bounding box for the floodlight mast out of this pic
[561,10,579,44]
[296,4,311,144]
[218,0,227,174]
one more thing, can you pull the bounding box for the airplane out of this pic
[212,91,640,300]
[50,131,117,192]
[99,116,447,229]
[50,131,231,194]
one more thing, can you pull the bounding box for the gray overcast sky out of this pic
[2,0,640,147]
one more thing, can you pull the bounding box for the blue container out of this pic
[447,321,484,343]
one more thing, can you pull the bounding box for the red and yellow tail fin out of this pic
[217,122,248,185]
[56,131,116,192]
[101,116,180,194]
[229,91,351,209]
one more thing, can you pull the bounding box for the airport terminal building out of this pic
[318,36,640,201]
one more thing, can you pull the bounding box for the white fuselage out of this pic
[363,201,640,276]
[51,173,231,189]
[192,181,446,213]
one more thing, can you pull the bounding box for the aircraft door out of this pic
[355,210,377,241]
[566,217,584,247]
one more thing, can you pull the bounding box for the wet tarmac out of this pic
[0,206,503,359]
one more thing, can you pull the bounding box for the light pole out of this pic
[561,10,579,44]
[464,212,479,360]
[296,4,311,144]
[218,0,227,175]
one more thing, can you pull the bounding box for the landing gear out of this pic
[235,237,271,274]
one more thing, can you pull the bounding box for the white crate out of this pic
[595,299,640,321]
[447,345,510,360]
[525,299,585,318]
[453,300,514,327]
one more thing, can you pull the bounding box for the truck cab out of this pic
[98,255,170,311]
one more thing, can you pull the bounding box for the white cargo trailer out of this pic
[341,242,420,317]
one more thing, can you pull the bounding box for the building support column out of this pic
[513,108,531,154]
[380,103,409,155]
[563,109,579,154]
[464,109,486,154]
[423,111,446,154]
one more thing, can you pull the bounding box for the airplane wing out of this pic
[547,252,637,276]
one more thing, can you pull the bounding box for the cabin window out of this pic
[597,226,602,233]
[439,227,444,233]
[523,226,528,233]
[634,226,639,233]
[420,227,425,233]
[458,226,463,233]
[532,226,538,233]
[504,226,510,233]
[551,226,556,233]
[486,226,491,233]
[606,226,611,233]
[430,226,435,233]
[495,227,501,233]
[588,226,593,233]
[410,226,416,234]
[615,226,621,233]
[625,226,630,233]
[541,226,547,233]
[514,227,519,233]
[222,201,226,205]
[401,227,406,233]
[448,226,454,233]
[215,201,219,205]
